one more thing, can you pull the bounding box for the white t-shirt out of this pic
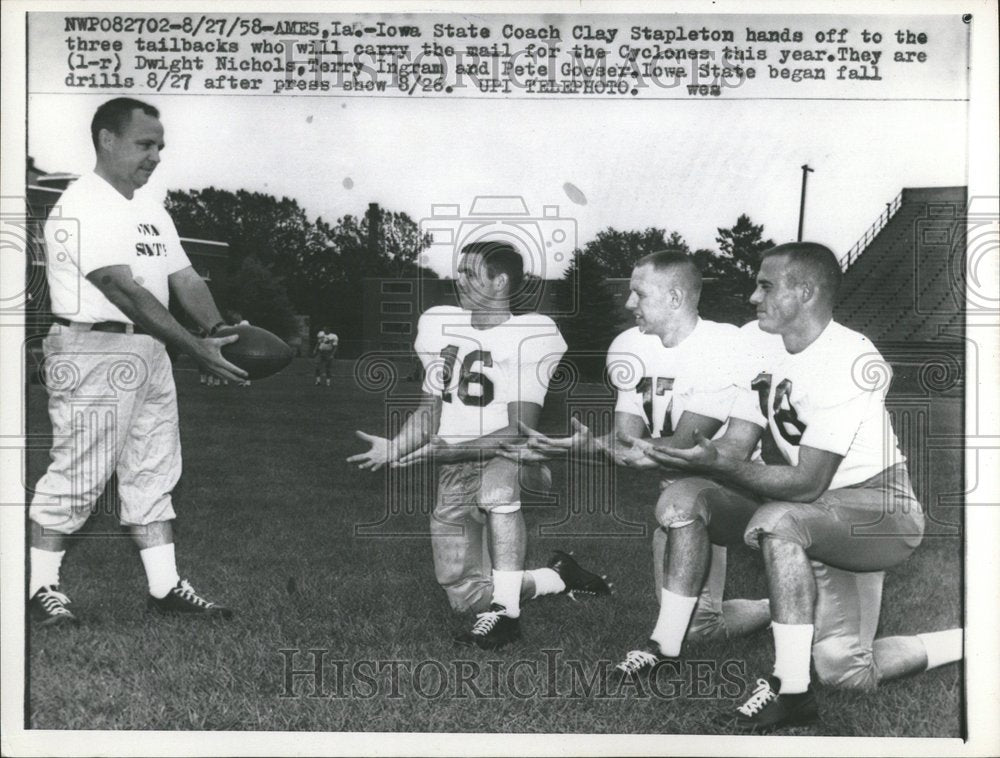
[317,332,339,352]
[44,172,191,323]
[414,306,567,443]
[607,319,741,438]
[730,320,904,489]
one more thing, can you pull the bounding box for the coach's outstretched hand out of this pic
[347,430,396,471]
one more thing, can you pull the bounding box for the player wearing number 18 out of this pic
[349,240,611,650]
[639,243,963,732]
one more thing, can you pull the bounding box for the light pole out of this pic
[797,164,814,241]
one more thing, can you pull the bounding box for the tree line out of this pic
[166,188,773,355]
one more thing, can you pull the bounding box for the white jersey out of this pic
[44,172,191,323]
[730,320,904,489]
[414,306,567,443]
[316,331,338,352]
[607,319,741,438]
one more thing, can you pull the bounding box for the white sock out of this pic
[650,589,699,657]
[771,622,814,694]
[139,543,181,599]
[29,547,65,596]
[526,567,566,599]
[918,629,963,670]
[491,569,524,618]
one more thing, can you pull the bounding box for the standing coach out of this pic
[29,98,247,626]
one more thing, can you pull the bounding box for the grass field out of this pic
[25,356,963,735]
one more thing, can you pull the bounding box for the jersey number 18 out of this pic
[752,372,806,445]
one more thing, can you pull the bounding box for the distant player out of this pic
[349,240,610,649]
[642,243,962,732]
[313,327,338,386]
[511,252,770,674]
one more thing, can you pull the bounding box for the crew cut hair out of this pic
[91,98,160,150]
[761,242,842,300]
[636,250,703,300]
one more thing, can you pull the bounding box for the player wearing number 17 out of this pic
[513,252,771,675]
[349,241,611,650]
[639,243,963,732]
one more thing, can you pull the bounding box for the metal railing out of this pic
[839,190,904,271]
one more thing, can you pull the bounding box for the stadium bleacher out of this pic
[834,187,966,518]
[835,187,966,346]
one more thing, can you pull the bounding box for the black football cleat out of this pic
[455,604,521,650]
[548,550,612,597]
[719,676,819,733]
[147,579,233,619]
[29,585,80,628]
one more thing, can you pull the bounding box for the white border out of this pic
[2,1,998,756]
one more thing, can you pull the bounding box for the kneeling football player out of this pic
[511,252,771,676]
[349,241,611,649]
[640,243,962,732]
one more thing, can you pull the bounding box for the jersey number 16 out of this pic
[440,346,494,407]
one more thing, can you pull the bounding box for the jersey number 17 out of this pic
[636,376,674,438]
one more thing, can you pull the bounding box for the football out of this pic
[216,324,294,380]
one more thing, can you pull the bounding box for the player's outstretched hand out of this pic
[391,443,430,468]
[498,440,552,464]
[645,429,721,470]
[600,431,658,469]
[347,430,396,471]
[195,334,249,384]
[520,417,597,457]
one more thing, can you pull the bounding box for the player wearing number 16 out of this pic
[349,240,611,650]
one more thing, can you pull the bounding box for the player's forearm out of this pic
[389,401,437,457]
[441,424,523,461]
[712,456,825,502]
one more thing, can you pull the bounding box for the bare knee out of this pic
[745,502,809,551]
[655,480,711,528]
